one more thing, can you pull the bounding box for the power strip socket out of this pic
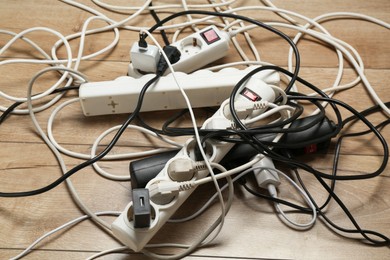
[111,78,277,252]
[128,25,230,77]
[79,66,280,116]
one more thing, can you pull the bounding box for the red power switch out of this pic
[201,28,221,44]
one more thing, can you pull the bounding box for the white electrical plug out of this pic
[252,156,280,189]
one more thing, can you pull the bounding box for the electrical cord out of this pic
[248,102,390,214]
[0,73,161,197]
[3,1,390,258]
[10,211,121,260]
[0,85,79,125]
[292,167,390,246]
[47,98,182,160]
[224,65,389,244]
[342,101,390,127]
[138,29,234,260]
[228,65,388,181]
[319,112,390,211]
[142,10,301,93]
[149,2,170,46]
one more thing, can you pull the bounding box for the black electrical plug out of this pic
[138,32,148,50]
[156,45,181,75]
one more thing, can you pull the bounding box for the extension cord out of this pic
[128,25,230,77]
[111,77,277,252]
[79,66,279,116]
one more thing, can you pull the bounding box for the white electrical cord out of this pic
[90,124,182,181]
[193,155,263,187]
[139,29,229,260]
[263,167,317,230]
[47,98,182,181]
[5,1,390,259]
[91,0,238,12]
[25,66,113,231]
[47,98,182,153]
[0,27,73,114]
[244,104,295,125]
[10,211,121,260]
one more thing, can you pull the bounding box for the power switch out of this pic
[201,28,221,44]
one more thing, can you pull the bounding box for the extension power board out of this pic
[111,77,277,252]
[79,66,279,116]
[128,25,231,77]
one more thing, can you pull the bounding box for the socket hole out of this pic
[181,37,202,56]
[186,139,214,161]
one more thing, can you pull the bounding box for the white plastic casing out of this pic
[128,25,230,77]
[252,156,280,189]
[130,43,161,72]
[79,66,279,116]
[111,77,277,252]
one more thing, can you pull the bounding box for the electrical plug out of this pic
[147,157,205,205]
[156,45,181,75]
[167,157,207,181]
[252,156,280,189]
[223,100,270,120]
[130,42,161,73]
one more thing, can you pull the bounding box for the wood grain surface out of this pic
[0,0,389,259]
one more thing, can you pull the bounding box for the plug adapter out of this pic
[132,188,151,228]
[130,42,161,73]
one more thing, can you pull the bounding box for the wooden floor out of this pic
[1,0,389,259]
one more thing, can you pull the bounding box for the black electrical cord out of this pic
[228,65,388,181]
[162,100,307,137]
[240,121,390,246]
[319,117,390,211]
[1,43,183,197]
[238,100,390,246]
[142,10,300,93]
[342,101,390,127]
[148,2,170,46]
[292,167,390,246]
[0,75,160,197]
[0,85,80,125]
[240,180,312,213]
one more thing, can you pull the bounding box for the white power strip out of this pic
[128,25,230,77]
[111,78,277,252]
[79,66,280,116]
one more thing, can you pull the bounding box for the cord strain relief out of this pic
[179,181,194,191]
[194,161,207,171]
[253,100,269,110]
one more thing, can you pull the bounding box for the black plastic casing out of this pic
[132,188,152,228]
[130,150,179,189]
[130,115,337,188]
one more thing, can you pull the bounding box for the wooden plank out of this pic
[0,0,389,259]
[0,154,389,258]
[0,0,389,68]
